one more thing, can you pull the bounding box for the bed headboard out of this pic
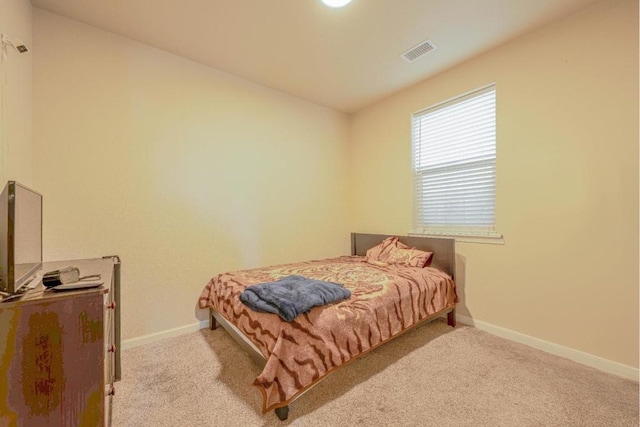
[350,233,456,280]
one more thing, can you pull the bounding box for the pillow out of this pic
[365,236,408,263]
[386,247,433,268]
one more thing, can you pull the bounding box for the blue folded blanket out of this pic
[239,275,351,322]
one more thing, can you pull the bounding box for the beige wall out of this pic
[0,0,32,186]
[349,0,638,368]
[32,10,350,340]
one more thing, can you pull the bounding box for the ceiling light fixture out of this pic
[322,0,352,8]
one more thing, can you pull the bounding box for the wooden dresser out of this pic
[0,256,121,426]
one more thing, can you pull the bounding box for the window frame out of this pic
[410,83,503,244]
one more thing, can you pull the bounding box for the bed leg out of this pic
[210,312,218,330]
[275,405,289,421]
[447,309,456,328]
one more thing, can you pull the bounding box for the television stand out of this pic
[0,256,121,426]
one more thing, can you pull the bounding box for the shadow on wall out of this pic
[454,253,470,319]
[194,298,208,323]
[187,233,248,325]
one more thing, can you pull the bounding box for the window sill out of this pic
[409,230,505,245]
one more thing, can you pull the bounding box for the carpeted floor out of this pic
[112,319,639,426]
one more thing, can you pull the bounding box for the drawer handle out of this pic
[106,302,116,310]
[108,344,117,353]
[108,387,115,396]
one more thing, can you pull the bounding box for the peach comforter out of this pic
[198,256,456,413]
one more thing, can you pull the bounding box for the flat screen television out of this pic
[0,181,43,294]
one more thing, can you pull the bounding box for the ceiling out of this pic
[31,0,601,113]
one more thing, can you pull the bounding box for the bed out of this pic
[198,233,457,420]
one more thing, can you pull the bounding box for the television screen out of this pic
[0,181,42,294]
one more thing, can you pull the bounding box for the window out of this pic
[411,84,502,242]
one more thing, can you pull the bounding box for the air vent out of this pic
[402,39,437,62]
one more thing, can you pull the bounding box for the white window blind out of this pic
[412,84,498,238]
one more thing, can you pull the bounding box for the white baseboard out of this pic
[456,314,639,382]
[121,319,210,350]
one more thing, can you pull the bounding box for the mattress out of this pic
[198,255,457,412]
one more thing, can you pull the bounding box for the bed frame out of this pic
[208,232,456,420]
